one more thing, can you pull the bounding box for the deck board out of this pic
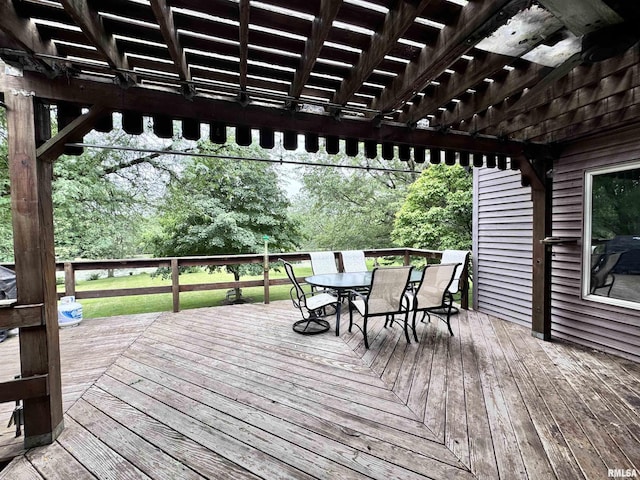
[2,301,640,479]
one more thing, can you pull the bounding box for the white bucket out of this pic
[58,296,83,327]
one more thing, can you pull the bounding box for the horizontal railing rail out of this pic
[1,248,469,313]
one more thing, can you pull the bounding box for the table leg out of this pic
[335,290,343,336]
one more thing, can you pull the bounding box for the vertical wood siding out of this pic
[473,168,533,327]
[552,126,640,363]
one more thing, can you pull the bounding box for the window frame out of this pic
[582,160,640,311]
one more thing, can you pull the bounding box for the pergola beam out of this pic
[289,0,342,100]
[433,60,551,131]
[60,0,130,75]
[150,0,189,83]
[399,50,513,124]
[372,0,529,115]
[0,2,59,75]
[331,0,434,106]
[466,49,639,134]
[36,105,110,163]
[1,69,526,157]
[238,0,250,92]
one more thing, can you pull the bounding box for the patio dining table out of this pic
[305,269,422,336]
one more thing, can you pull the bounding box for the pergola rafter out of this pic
[60,0,132,82]
[289,0,342,101]
[331,0,433,107]
[371,0,529,117]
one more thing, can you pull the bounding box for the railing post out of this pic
[263,235,270,304]
[171,258,180,312]
[403,250,410,266]
[64,262,75,298]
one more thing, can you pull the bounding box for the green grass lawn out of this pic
[61,265,314,319]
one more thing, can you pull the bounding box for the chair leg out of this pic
[402,310,411,344]
[409,310,418,342]
[363,316,370,349]
[348,304,354,333]
[445,294,454,336]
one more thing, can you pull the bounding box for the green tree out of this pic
[293,150,419,250]
[392,164,472,250]
[52,129,183,262]
[147,140,301,299]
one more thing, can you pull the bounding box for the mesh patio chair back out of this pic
[283,260,307,310]
[365,266,412,315]
[309,251,338,275]
[414,263,459,309]
[281,259,338,335]
[407,263,460,337]
[340,250,368,272]
[440,250,470,294]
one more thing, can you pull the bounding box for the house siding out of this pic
[473,167,533,327]
[551,126,640,363]
[474,125,640,363]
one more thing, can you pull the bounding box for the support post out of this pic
[7,91,64,447]
[526,154,554,340]
[171,258,180,312]
[263,235,270,304]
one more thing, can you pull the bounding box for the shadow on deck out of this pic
[1,301,639,479]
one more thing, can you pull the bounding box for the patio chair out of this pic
[281,259,339,335]
[348,266,413,348]
[439,249,471,313]
[340,250,368,272]
[590,251,623,296]
[406,263,459,338]
[309,251,338,275]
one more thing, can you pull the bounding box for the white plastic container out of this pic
[58,296,83,327]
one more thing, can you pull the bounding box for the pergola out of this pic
[1,0,639,447]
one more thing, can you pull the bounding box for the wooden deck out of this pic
[1,301,639,479]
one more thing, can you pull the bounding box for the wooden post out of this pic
[64,262,76,298]
[263,235,270,304]
[529,158,553,341]
[171,258,180,312]
[7,91,64,447]
[460,257,470,310]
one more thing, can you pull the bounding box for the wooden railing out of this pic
[2,247,465,314]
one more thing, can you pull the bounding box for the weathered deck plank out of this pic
[2,300,640,480]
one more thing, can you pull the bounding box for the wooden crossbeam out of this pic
[434,61,551,131]
[399,50,512,124]
[36,105,109,163]
[372,0,529,115]
[465,49,639,134]
[0,2,59,75]
[0,375,49,403]
[332,0,434,106]
[60,0,130,74]
[289,0,342,99]
[0,303,44,330]
[150,0,190,83]
[238,0,250,92]
[2,71,525,156]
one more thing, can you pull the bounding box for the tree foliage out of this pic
[146,140,301,291]
[591,168,640,240]
[52,129,185,260]
[292,150,419,250]
[392,164,472,250]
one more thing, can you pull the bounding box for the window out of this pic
[583,162,640,309]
